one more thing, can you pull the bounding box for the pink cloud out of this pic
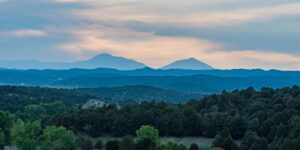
[5,29,47,37]
[59,26,221,67]
[71,2,300,26]
[58,26,300,70]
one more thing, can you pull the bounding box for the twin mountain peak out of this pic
[0,53,213,70]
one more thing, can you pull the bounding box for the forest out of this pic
[0,85,300,149]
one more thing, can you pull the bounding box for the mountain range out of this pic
[0,68,300,93]
[1,53,300,95]
[0,53,213,70]
[0,53,146,70]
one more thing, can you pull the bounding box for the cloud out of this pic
[71,1,300,26]
[53,0,94,3]
[59,26,221,66]
[205,50,300,70]
[1,0,300,70]
[59,25,300,70]
[203,3,300,25]
[3,29,47,37]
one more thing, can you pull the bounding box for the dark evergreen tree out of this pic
[120,136,135,150]
[189,143,199,150]
[240,131,268,150]
[229,116,247,140]
[75,136,93,150]
[212,130,239,150]
[106,140,120,150]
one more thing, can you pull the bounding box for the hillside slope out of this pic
[78,85,203,103]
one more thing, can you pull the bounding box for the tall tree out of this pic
[212,130,239,150]
[240,131,268,150]
[11,120,41,150]
[39,126,75,150]
[0,111,14,146]
[229,116,247,140]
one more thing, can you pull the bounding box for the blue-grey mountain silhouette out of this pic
[161,58,213,70]
[73,53,146,70]
[0,53,146,70]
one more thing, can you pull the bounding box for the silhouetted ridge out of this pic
[162,58,213,70]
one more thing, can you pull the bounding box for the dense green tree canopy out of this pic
[11,120,41,150]
[39,126,75,150]
[136,125,159,144]
[0,111,14,146]
[42,86,300,150]
[1,85,300,149]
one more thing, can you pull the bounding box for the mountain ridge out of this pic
[73,53,146,70]
[0,53,217,70]
[0,53,146,70]
[161,58,213,70]
[0,68,300,93]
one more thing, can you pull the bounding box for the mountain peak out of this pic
[79,53,146,70]
[90,53,115,60]
[185,57,200,61]
[161,58,213,70]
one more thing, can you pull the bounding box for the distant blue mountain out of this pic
[73,53,146,70]
[1,68,300,93]
[0,60,66,70]
[1,54,300,94]
[161,58,213,70]
[0,54,215,71]
[55,73,300,93]
[0,53,146,70]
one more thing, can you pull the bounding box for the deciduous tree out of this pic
[39,126,75,150]
[11,120,41,150]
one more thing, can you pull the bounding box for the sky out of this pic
[0,0,300,70]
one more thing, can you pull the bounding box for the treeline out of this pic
[44,86,300,149]
[0,85,93,112]
[74,125,202,150]
[0,109,201,150]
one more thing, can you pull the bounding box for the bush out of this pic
[189,143,199,150]
[75,136,93,150]
[136,138,155,150]
[212,131,239,150]
[95,139,103,149]
[120,136,135,150]
[106,140,120,150]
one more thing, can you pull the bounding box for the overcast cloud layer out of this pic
[0,0,300,69]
